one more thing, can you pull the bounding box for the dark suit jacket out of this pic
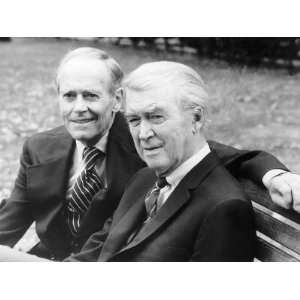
[69,151,256,262]
[0,111,287,260]
[0,113,145,259]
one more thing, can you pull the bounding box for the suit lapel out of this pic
[99,194,147,261]
[104,112,141,195]
[101,151,221,261]
[98,170,156,261]
[78,113,144,236]
[123,185,190,251]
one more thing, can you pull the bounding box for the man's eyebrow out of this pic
[60,88,102,94]
[124,112,137,118]
[83,89,103,94]
[61,89,75,94]
[147,107,166,114]
[125,105,166,117]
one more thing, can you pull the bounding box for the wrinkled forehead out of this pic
[57,58,112,90]
[125,87,180,114]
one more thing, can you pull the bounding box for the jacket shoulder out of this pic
[199,164,249,207]
[26,126,69,144]
[23,126,73,162]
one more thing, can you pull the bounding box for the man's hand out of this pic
[0,245,50,261]
[268,172,300,213]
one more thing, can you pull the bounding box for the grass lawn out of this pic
[1,37,300,195]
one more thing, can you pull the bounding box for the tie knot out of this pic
[156,176,169,189]
[82,147,104,170]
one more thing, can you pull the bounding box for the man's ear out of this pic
[112,87,124,112]
[194,113,201,122]
[192,108,204,132]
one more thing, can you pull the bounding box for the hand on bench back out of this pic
[266,172,300,213]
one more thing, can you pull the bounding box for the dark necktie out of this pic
[145,176,169,218]
[67,146,104,235]
[126,176,169,245]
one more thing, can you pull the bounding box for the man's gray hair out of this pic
[55,47,123,94]
[123,61,209,124]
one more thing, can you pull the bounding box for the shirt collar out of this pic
[165,142,211,187]
[76,130,109,159]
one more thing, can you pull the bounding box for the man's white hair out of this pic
[123,61,209,124]
[55,47,123,94]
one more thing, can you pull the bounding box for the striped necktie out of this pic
[126,176,169,245]
[67,146,104,235]
[145,177,169,218]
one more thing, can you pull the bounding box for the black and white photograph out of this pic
[0,37,300,263]
[1,1,300,299]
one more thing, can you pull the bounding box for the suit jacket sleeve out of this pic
[190,199,256,262]
[65,218,112,262]
[209,140,289,186]
[0,140,34,246]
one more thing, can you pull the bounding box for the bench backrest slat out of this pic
[253,202,300,255]
[256,235,300,261]
[240,178,300,262]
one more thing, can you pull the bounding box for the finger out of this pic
[269,178,293,209]
[280,174,300,212]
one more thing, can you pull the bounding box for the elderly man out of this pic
[63,61,295,261]
[0,49,299,261]
[0,47,144,260]
[66,61,255,261]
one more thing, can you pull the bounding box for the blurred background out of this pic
[1,37,300,199]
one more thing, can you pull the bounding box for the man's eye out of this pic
[127,118,140,127]
[83,92,99,100]
[150,115,164,123]
[63,92,76,100]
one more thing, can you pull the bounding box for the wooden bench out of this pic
[241,179,300,261]
[11,178,300,261]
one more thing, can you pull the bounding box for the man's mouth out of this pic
[142,145,162,153]
[70,118,96,124]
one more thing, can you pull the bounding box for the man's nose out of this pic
[139,120,154,140]
[73,95,88,112]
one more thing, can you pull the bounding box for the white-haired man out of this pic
[63,61,298,261]
[0,51,299,261]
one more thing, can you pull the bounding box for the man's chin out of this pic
[144,159,168,174]
[68,131,102,145]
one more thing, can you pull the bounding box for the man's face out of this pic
[58,58,118,146]
[125,88,196,176]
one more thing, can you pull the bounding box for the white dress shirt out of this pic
[157,143,211,209]
[66,129,110,200]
